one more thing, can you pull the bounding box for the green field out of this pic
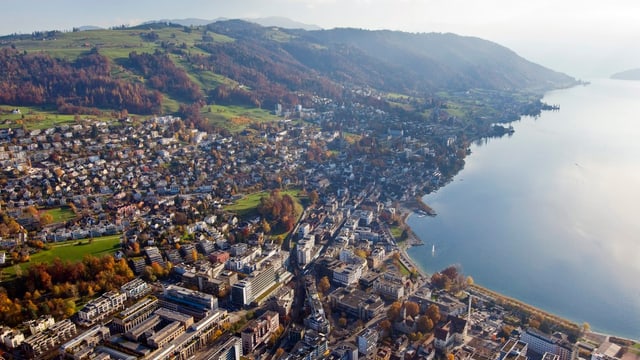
[389,225,404,241]
[42,206,76,223]
[202,105,279,132]
[396,259,411,276]
[0,106,120,130]
[225,189,304,218]
[2,235,121,278]
[8,27,232,62]
[0,26,283,132]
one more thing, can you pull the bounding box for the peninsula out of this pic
[611,68,640,81]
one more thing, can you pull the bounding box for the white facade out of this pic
[521,329,574,360]
[333,264,363,287]
[357,328,378,355]
[77,291,127,325]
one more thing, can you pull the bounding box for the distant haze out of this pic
[2,0,639,78]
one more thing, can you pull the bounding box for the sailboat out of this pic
[432,244,435,256]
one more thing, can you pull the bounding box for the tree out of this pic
[353,249,368,259]
[309,190,319,205]
[500,325,515,339]
[261,219,271,234]
[417,315,434,333]
[529,316,541,329]
[39,213,54,226]
[338,317,348,327]
[388,301,403,322]
[318,276,331,295]
[143,266,157,282]
[404,301,420,318]
[447,354,455,360]
[380,319,392,333]
[426,304,441,324]
[275,348,285,359]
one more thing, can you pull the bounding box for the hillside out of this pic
[611,68,640,81]
[0,20,577,124]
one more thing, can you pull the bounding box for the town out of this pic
[0,96,635,360]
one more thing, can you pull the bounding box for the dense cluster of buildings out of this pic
[0,90,631,360]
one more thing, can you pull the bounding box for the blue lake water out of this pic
[407,79,640,340]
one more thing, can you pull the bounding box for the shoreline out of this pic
[394,204,640,344]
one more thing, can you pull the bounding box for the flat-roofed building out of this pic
[500,338,529,360]
[59,325,110,359]
[25,315,55,335]
[328,287,384,321]
[520,329,575,360]
[77,290,127,326]
[373,273,405,300]
[124,314,162,342]
[199,334,242,360]
[231,265,277,307]
[0,327,24,349]
[333,264,363,287]
[241,311,280,354]
[111,296,159,333]
[147,321,185,349]
[22,319,76,359]
[357,328,379,356]
[121,278,151,300]
[160,284,218,320]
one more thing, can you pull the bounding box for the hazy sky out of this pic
[3,0,639,78]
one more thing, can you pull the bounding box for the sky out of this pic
[2,0,640,78]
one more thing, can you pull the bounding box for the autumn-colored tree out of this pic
[426,304,441,324]
[417,315,434,333]
[25,206,39,217]
[131,241,141,254]
[388,301,403,322]
[338,317,348,327]
[404,301,420,318]
[529,316,541,329]
[37,212,53,227]
[275,348,285,359]
[318,276,331,295]
[354,249,368,259]
[447,353,455,360]
[151,262,165,277]
[500,325,515,339]
[309,190,319,205]
[380,319,392,333]
[261,219,271,234]
[143,266,157,282]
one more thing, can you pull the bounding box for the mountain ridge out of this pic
[0,19,577,120]
[144,17,322,30]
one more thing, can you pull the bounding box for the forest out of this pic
[0,48,162,114]
[0,254,134,327]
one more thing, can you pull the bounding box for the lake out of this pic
[407,79,640,340]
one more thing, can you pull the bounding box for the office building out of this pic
[241,311,280,354]
[111,296,159,333]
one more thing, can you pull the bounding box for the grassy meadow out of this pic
[1,235,121,279]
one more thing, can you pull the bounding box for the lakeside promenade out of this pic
[394,203,584,335]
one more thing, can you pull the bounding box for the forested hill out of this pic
[611,68,640,81]
[207,20,575,93]
[0,20,577,117]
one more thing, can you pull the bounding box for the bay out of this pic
[407,79,640,340]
